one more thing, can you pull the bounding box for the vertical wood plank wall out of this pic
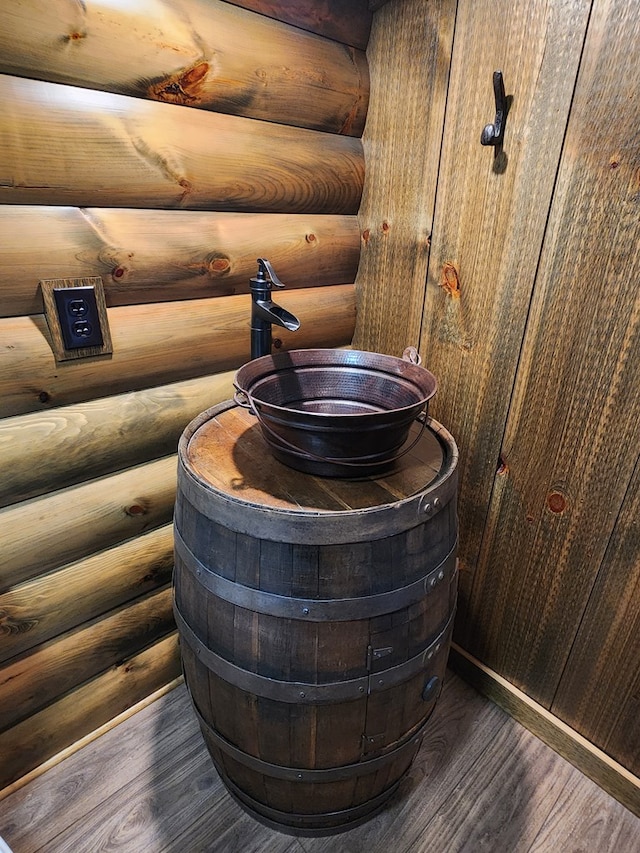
[356,0,640,806]
[0,0,369,790]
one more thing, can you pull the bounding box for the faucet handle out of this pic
[257,258,285,288]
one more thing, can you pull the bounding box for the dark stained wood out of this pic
[0,373,235,508]
[224,1,373,49]
[0,284,356,418]
[0,207,361,317]
[0,1,369,136]
[174,403,458,830]
[0,525,173,662]
[0,75,363,213]
[0,456,176,590]
[2,674,639,852]
[353,0,456,356]
[459,0,640,707]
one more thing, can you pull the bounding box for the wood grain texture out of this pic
[461,0,640,707]
[223,1,372,49]
[0,284,356,418]
[449,645,640,818]
[0,0,369,136]
[3,674,639,853]
[40,276,113,361]
[0,456,176,590]
[0,633,180,792]
[551,455,640,774]
[0,587,174,732]
[0,207,361,316]
[0,373,235,507]
[185,405,443,514]
[352,0,455,356]
[0,74,363,213]
[417,0,591,601]
[0,524,173,663]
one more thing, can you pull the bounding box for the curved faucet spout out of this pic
[249,258,301,359]
[253,300,300,332]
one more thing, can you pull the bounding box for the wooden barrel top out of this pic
[184,400,449,514]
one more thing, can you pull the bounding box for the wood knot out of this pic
[547,491,567,514]
[126,503,148,517]
[305,233,317,243]
[362,229,370,244]
[440,262,461,298]
[150,62,210,105]
[0,611,38,635]
[207,256,231,276]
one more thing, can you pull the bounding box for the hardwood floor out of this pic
[1,671,638,852]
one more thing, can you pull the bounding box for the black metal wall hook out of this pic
[481,71,507,146]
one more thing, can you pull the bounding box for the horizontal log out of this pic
[0,587,174,731]
[0,207,361,316]
[0,375,234,507]
[0,284,356,418]
[0,525,173,662]
[0,74,363,213]
[0,456,177,590]
[0,632,180,791]
[0,1,369,137]
[225,1,372,49]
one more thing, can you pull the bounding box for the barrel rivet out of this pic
[297,773,303,780]
[427,651,433,659]
[438,570,445,581]
[378,679,384,686]
[435,643,441,652]
[302,607,310,615]
[433,497,441,509]
[423,502,432,515]
[359,686,365,693]
[299,691,306,698]
[196,569,201,576]
[430,577,437,588]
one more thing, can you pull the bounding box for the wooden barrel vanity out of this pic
[173,400,458,834]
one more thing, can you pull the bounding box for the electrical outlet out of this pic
[53,286,104,349]
[41,276,113,361]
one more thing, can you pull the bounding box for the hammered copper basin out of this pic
[233,348,437,477]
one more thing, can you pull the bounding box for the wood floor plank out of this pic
[298,674,510,852]
[405,726,576,852]
[0,688,196,853]
[529,771,640,853]
[1,673,639,853]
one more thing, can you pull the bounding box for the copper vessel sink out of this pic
[233,348,437,477]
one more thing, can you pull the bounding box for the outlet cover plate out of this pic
[41,276,113,361]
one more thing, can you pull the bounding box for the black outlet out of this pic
[53,286,104,350]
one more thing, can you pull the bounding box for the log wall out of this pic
[0,0,366,790]
[355,0,640,814]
